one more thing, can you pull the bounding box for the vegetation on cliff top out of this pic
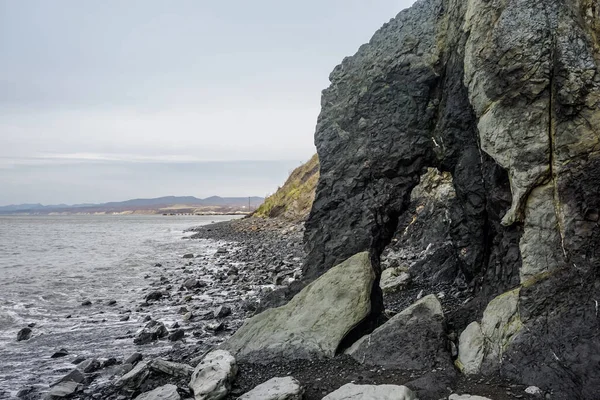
[253,154,319,221]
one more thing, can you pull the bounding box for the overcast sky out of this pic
[0,0,416,205]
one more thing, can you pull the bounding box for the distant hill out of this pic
[0,196,264,215]
[253,154,319,221]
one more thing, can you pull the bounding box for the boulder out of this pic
[115,361,150,390]
[183,253,195,259]
[50,369,85,387]
[17,327,32,341]
[48,380,81,398]
[223,252,376,362]
[134,320,169,345]
[347,295,449,369]
[134,384,181,400]
[379,267,410,294]
[480,288,522,367]
[322,383,417,400]
[150,358,194,378]
[449,395,492,400]
[238,376,304,400]
[456,322,484,375]
[188,350,237,400]
[78,358,101,373]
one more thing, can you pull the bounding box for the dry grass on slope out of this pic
[253,154,319,221]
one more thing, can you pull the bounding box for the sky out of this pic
[0,0,416,205]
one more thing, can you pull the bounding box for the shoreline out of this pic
[13,217,528,400]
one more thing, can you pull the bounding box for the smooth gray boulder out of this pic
[188,350,237,400]
[134,384,181,400]
[456,322,484,375]
[322,383,417,400]
[238,376,304,400]
[223,252,376,362]
[480,288,522,367]
[347,294,448,369]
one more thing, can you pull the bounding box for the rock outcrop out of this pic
[223,252,377,362]
[301,0,600,397]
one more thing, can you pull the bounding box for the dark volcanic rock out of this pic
[134,320,169,345]
[51,348,69,358]
[16,327,32,341]
[300,0,600,398]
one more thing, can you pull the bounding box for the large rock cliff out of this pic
[303,0,600,397]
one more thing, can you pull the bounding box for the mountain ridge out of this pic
[0,196,264,214]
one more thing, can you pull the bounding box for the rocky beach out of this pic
[5,0,600,398]
[7,217,541,400]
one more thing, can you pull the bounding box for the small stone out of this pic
[214,305,232,318]
[124,352,143,365]
[145,291,163,302]
[17,327,32,341]
[51,348,69,358]
[79,358,101,373]
[168,329,185,341]
[525,386,543,396]
[107,299,117,306]
[81,299,92,306]
[182,253,195,259]
[206,321,225,332]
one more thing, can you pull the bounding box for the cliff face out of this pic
[304,0,600,397]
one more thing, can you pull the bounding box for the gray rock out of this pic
[322,383,417,400]
[17,327,32,341]
[51,348,69,358]
[134,384,180,400]
[150,358,194,378]
[78,358,101,373]
[134,320,169,345]
[214,305,231,318]
[449,395,492,400]
[379,267,410,294]
[145,291,163,302]
[223,252,376,362]
[456,322,484,375]
[115,361,150,390]
[169,329,185,341]
[480,288,522,367]
[188,350,237,400]
[238,376,304,400]
[183,253,195,259]
[50,369,85,387]
[124,352,143,365]
[347,295,449,369]
[48,380,81,398]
